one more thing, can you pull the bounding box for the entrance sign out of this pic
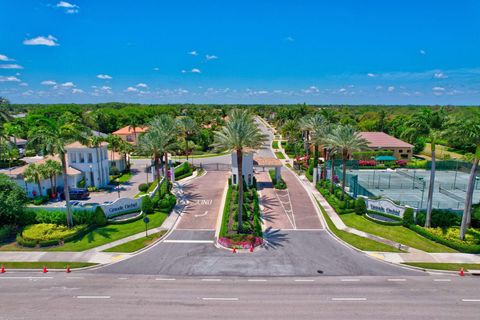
[100,197,143,217]
[364,198,407,218]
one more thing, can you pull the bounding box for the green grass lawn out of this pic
[116,172,133,183]
[275,152,285,159]
[272,141,279,149]
[403,262,480,271]
[103,230,167,253]
[0,261,97,269]
[316,200,401,252]
[0,210,168,252]
[340,213,457,253]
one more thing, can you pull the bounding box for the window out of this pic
[88,153,93,163]
[399,150,403,153]
[407,150,411,153]
[79,153,85,163]
[71,153,77,163]
[233,174,237,185]
[126,135,133,142]
[401,154,409,159]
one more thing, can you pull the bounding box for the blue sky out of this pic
[1,0,480,104]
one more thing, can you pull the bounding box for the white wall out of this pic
[231,152,254,185]
[68,145,110,187]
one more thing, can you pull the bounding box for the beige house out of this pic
[359,132,413,160]
[112,126,148,145]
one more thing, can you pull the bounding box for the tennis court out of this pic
[347,169,480,210]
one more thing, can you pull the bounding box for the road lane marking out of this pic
[461,299,480,302]
[155,278,176,281]
[194,211,209,218]
[248,279,267,282]
[66,276,84,279]
[341,279,360,282]
[75,296,111,299]
[332,298,367,301]
[434,279,451,282]
[118,277,128,280]
[0,276,53,280]
[163,240,214,244]
[201,279,221,282]
[388,278,406,282]
[294,279,314,282]
[202,297,239,301]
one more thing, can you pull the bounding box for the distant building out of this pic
[112,126,148,145]
[109,151,127,172]
[359,132,413,160]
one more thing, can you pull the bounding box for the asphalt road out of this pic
[1,273,479,320]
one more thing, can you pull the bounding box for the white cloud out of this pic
[0,64,23,69]
[432,86,445,91]
[285,36,295,42]
[22,90,34,96]
[420,49,426,55]
[72,88,84,94]
[23,35,59,46]
[19,82,28,87]
[375,85,383,90]
[434,72,448,79]
[153,67,160,71]
[181,70,187,74]
[338,88,347,93]
[61,82,75,87]
[367,73,377,77]
[125,87,139,93]
[206,54,218,61]
[388,86,395,92]
[191,68,201,73]
[0,54,13,62]
[136,83,148,88]
[41,80,56,86]
[433,87,445,96]
[188,50,198,56]
[96,74,112,80]
[0,76,20,82]
[302,86,320,94]
[56,1,79,14]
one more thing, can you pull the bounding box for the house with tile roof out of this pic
[359,132,414,160]
[112,126,148,145]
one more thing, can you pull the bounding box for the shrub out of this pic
[142,196,154,214]
[396,160,408,167]
[94,207,107,226]
[110,166,120,176]
[409,225,480,253]
[0,225,14,243]
[413,137,426,154]
[16,234,36,247]
[87,186,98,192]
[21,223,87,242]
[354,198,367,215]
[415,209,461,228]
[403,207,415,227]
[33,196,47,206]
[138,183,149,193]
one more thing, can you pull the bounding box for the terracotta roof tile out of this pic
[359,132,413,148]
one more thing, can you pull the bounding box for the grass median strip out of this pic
[402,262,480,271]
[103,230,167,253]
[315,199,401,252]
[339,213,456,253]
[0,262,97,269]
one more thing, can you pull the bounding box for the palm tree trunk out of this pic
[460,156,479,240]
[341,150,347,201]
[61,152,73,227]
[36,177,42,197]
[322,148,328,180]
[237,149,244,234]
[164,152,169,178]
[154,154,161,198]
[425,144,436,228]
[330,154,335,194]
[185,139,189,161]
[49,176,54,198]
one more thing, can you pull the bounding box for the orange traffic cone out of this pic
[232,247,237,253]
[1,264,5,273]
[459,267,465,277]
[43,265,48,273]
[66,265,71,273]
[249,245,254,253]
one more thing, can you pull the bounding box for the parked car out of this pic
[69,188,90,200]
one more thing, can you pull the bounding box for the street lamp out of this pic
[117,180,121,198]
[89,165,94,187]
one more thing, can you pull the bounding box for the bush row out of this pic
[316,180,355,214]
[408,224,480,253]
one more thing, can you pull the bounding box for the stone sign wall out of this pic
[363,197,411,218]
[100,197,143,218]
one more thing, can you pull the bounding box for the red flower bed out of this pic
[396,160,407,167]
[359,160,377,166]
[218,236,263,249]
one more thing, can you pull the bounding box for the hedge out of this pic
[364,213,403,226]
[219,185,233,238]
[408,224,480,253]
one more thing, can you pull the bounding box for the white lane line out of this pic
[118,277,128,280]
[163,240,214,244]
[341,279,360,282]
[434,279,452,282]
[194,211,209,218]
[388,278,406,282]
[461,299,480,302]
[155,278,176,281]
[0,276,53,280]
[201,279,221,282]
[66,276,84,279]
[294,279,314,282]
[202,297,239,301]
[75,296,111,299]
[332,297,367,301]
[248,279,267,282]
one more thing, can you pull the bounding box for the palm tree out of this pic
[311,121,333,181]
[213,109,267,233]
[280,120,299,146]
[301,114,328,180]
[448,116,480,240]
[41,159,62,198]
[326,125,368,200]
[0,96,11,123]
[4,144,19,172]
[176,116,197,161]
[402,108,446,227]
[106,134,122,162]
[24,163,44,197]
[86,135,106,186]
[29,118,84,227]
[127,115,142,143]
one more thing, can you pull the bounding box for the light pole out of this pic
[146,164,149,184]
[117,180,121,198]
[89,165,94,187]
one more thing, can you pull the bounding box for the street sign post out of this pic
[143,216,150,237]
